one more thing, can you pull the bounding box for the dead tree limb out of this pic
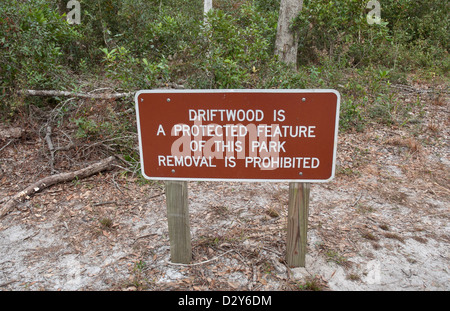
[45,125,56,174]
[0,156,116,218]
[19,83,185,99]
[19,90,133,100]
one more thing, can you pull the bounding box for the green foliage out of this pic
[73,116,113,139]
[100,46,169,89]
[295,0,448,74]
[254,0,280,12]
[295,0,391,67]
[191,3,278,88]
[0,0,80,118]
[0,0,79,92]
[1,0,447,132]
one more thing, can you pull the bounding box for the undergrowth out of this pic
[1,0,448,168]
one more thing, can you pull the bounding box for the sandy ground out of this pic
[0,88,448,291]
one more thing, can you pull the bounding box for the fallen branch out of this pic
[45,125,56,174]
[0,140,14,152]
[19,89,133,100]
[0,156,116,218]
[165,250,234,267]
[19,83,186,99]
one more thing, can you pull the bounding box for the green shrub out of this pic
[1,0,446,130]
[0,0,82,117]
[100,46,169,89]
[190,4,278,89]
[295,0,448,75]
[0,0,80,90]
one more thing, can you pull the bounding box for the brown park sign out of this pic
[135,89,340,182]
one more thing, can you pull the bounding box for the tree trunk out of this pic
[274,0,303,68]
[204,0,213,15]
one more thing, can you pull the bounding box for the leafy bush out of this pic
[190,3,278,88]
[295,0,391,68]
[100,46,169,89]
[0,0,80,91]
[1,0,446,130]
[0,0,82,117]
[295,0,448,74]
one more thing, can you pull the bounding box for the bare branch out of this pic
[0,156,116,218]
[19,90,133,100]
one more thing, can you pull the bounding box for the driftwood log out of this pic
[0,156,115,218]
[19,90,133,100]
[18,83,185,99]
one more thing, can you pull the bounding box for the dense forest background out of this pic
[2,1,448,105]
[0,0,449,168]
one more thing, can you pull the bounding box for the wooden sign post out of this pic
[165,180,191,263]
[135,90,340,265]
[286,182,310,267]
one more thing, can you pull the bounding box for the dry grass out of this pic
[384,232,405,243]
[386,136,422,153]
[361,230,379,241]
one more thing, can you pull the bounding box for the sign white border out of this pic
[135,89,340,183]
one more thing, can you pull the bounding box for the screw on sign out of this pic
[135,89,340,266]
